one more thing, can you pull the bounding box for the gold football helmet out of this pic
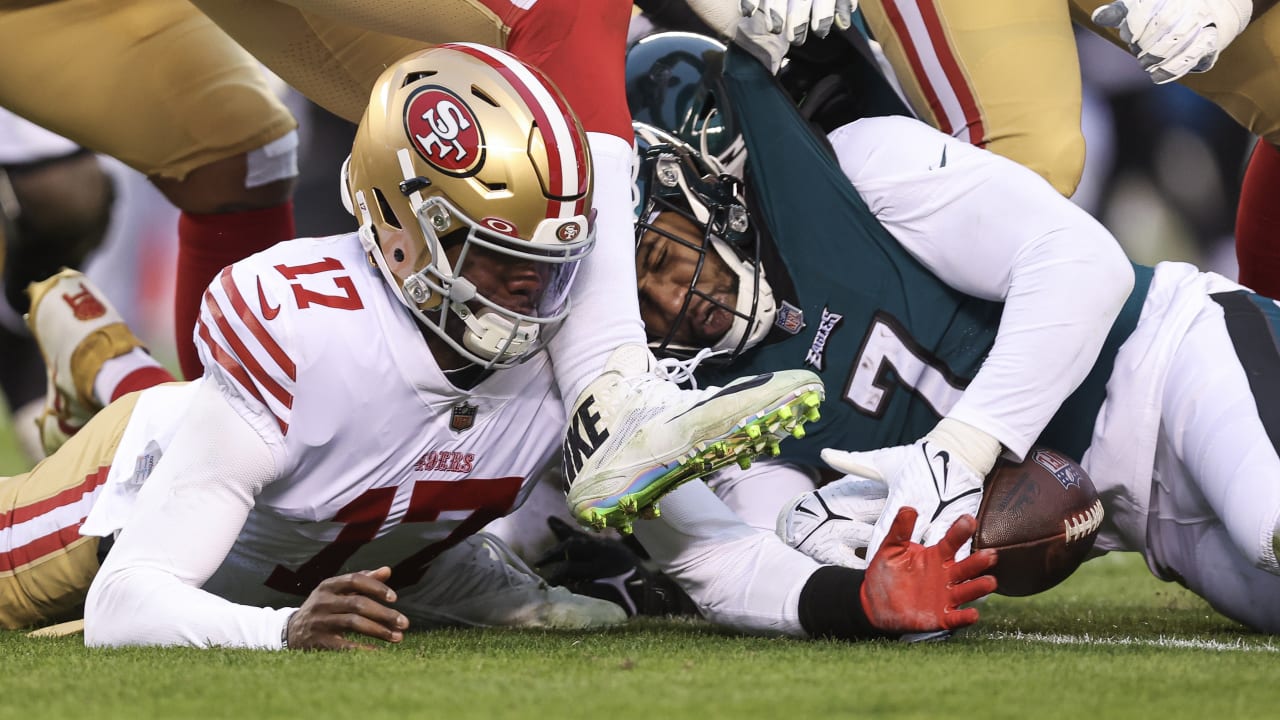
[342,43,595,368]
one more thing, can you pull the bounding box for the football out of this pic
[973,447,1104,597]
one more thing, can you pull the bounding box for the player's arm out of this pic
[86,263,404,649]
[83,380,407,650]
[632,478,995,639]
[822,116,1133,555]
[831,115,1133,461]
[83,379,291,648]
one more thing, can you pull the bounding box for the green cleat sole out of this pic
[574,386,826,532]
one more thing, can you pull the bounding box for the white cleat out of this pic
[25,268,143,456]
[405,533,627,630]
[563,343,824,532]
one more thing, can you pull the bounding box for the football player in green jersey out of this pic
[624,35,1280,632]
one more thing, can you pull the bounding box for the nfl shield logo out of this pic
[1032,449,1083,490]
[775,301,805,335]
[450,402,477,433]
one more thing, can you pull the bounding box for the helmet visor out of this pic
[416,196,594,323]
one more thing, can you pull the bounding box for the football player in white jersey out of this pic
[170,0,840,535]
[2,46,631,647]
[625,39,1280,632]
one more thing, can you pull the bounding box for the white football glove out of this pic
[776,476,888,569]
[820,418,1001,562]
[1091,0,1252,84]
[685,0,855,73]
[741,0,857,45]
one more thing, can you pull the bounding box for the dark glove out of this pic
[534,517,698,618]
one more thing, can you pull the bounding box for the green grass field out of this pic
[0,399,30,478]
[2,416,1276,720]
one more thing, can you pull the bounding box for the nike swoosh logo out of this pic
[922,442,982,523]
[257,278,281,321]
[669,373,775,421]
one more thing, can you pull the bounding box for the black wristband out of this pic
[797,566,891,641]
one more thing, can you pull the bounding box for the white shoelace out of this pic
[650,347,727,390]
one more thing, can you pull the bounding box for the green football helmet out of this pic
[632,121,776,362]
[625,32,745,177]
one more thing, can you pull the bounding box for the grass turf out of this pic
[2,417,1275,720]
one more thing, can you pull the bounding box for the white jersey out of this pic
[83,231,564,645]
[198,232,561,603]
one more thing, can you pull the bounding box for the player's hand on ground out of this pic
[822,436,984,561]
[286,566,409,651]
[776,476,888,569]
[534,517,697,617]
[859,507,997,634]
[1091,0,1252,84]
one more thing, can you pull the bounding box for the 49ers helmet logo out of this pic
[405,86,485,177]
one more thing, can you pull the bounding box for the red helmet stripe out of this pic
[444,43,588,221]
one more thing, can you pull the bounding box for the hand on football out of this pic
[286,566,408,651]
[822,437,984,562]
[859,507,998,634]
[1091,0,1252,84]
[776,476,888,569]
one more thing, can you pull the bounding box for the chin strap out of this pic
[455,304,538,363]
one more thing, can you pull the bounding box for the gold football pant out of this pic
[186,0,634,137]
[859,0,1280,196]
[0,393,139,629]
[0,0,295,180]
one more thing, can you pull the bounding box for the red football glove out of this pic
[859,507,998,634]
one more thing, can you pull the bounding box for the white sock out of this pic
[93,347,163,406]
[549,131,647,409]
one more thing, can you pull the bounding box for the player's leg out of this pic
[858,0,1086,196]
[25,270,175,456]
[705,462,820,533]
[0,391,142,629]
[186,0,427,124]
[1147,453,1280,632]
[1181,7,1280,299]
[1235,140,1280,297]
[0,112,116,459]
[1155,289,1280,579]
[389,532,627,629]
[0,0,299,381]
[0,112,113,317]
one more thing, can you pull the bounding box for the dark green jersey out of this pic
[696,47,1152,465]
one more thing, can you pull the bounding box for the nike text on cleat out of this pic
[25,268,144,456]
[563,343,825,531]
